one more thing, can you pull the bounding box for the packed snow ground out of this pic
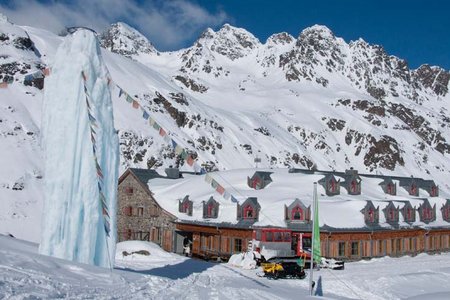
[1,235,450,300]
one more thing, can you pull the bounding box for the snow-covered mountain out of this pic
[1,13,450,241]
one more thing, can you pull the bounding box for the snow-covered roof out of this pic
[145,168,450,231]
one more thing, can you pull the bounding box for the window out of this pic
[389,209,395,221]
[283,232,291,242]
[255,230,262,241]
[125,186,133,195]
[123,206,132,216]
[351,242,359,256]
[265,231,273,242]
[351,180,357,193]
[329,180,336,193]
[431,186,438,197]
[149,204,158,217]
[391,239,395,253]
[274,232,282,242]
[396,239,401,252]
[291,206,303,220]
[137,207,144,217]
[338,242,346,257]
[387,183,393,194]
[368,209,374,222]
[407,208,413,221]
[251,177,260,189]
[244,205,254,219]
[410,184,417,195]
[378,240,384,255]
[234,238,242,252]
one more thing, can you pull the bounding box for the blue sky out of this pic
[1,0,449,69]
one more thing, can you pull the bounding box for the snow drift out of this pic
[39,29,119,268]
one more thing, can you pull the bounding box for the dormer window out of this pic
[410,184,417,196]
[361,201,379,225]
[247,172,273,190]
[183,202,190,212]
[179,195,193,216]
[401,202,416,223]
[430,185,438,197]
[285,199,310,222]
[387,183,394,195]
[203,197,219,219]
[244,205,254,219]
[292,206,303,220]
[250,177,260,189]
[125,187,134,195]
[237,197,260,221]
[407,207,413,220]
[350,180,357,193]
[368,208,374,223]
[319,174,340,196]
[418,200,436,223]
[329,180,337,193]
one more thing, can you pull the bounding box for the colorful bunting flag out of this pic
[153,122,161,130]
[126,95,133,103]
[163,135,171,143]
[159,128,166,136]
[132,100,140,109]
[231,195,238,203]
[181,149,188,160]
[216,185,225,195]
[223,191,231,200]
[187,155,194,166]
[143,111,149,120]
[175,145,183,154]
[118,88,123,98]
[205,174,213,184]
[149,117,156,126]
[211,179,218,189]
[171,139,177,149]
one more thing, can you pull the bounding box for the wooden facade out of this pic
[176,223,253,259]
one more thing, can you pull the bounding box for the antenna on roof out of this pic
[254,156,261,168]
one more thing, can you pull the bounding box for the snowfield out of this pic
[1,234,450,300]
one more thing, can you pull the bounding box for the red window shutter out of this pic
[123,206,132,216]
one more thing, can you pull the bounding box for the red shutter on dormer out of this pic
[125,187,133,194]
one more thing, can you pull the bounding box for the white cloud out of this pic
[0,0,228,50]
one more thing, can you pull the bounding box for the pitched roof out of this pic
[129,168,164,186]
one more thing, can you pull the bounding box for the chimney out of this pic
[345,167,358,175]
[165,167,180,179]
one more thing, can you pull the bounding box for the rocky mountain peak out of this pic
[266,32,295,46]
[196,23,260,60]
[99,22,157,58]
[413,64,450,96]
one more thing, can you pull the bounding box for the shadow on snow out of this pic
[115,258,215,280]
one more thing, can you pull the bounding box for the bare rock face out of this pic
[413,64,450,96]
[99,22,158,58]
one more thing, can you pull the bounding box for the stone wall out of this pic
[117,173,176,251]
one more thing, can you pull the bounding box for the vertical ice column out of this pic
[39,29,119,268]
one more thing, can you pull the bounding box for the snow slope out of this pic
[2,234,450,299]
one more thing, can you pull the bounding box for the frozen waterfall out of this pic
[39,29,119,268]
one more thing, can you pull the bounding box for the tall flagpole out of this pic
[309,182,318,296]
